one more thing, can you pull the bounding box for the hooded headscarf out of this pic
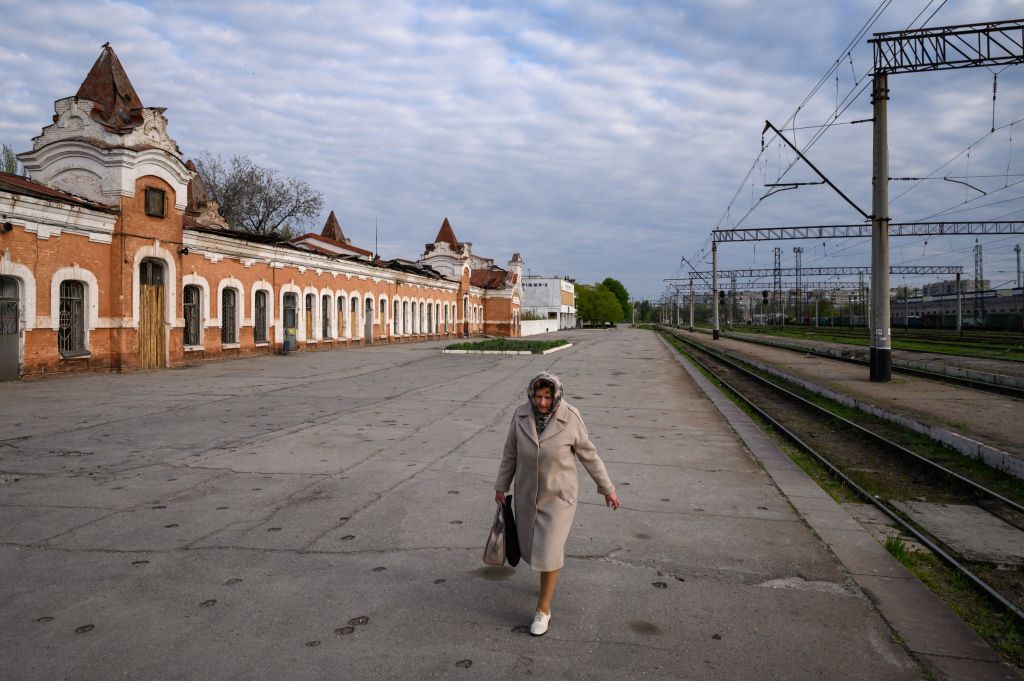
[527,372,564,435]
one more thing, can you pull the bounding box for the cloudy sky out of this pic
[3,0,1024,298]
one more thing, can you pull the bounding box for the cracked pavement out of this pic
[0,328,920,680]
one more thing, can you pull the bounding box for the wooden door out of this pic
[139,260,165,369]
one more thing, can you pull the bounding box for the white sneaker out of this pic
[530,610,551,636]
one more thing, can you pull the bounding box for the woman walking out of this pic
[495,372,620,636]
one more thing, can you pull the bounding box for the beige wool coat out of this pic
[494,400,615,572]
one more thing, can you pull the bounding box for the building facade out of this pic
[521,275,576,329]
[0,46,522,380]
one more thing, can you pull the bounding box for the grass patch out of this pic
[445,338,569,353]
[886,535,1024,667]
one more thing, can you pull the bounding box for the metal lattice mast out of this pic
[793,247,804,323]
[730,275,737,326]
[975,240,984,327]
[773,247,782,325]
[858,271,866,327]
[1016,244,1021,288]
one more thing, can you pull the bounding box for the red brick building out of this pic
[0,46,522,379]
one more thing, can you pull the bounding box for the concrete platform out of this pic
[0,327,1009,680]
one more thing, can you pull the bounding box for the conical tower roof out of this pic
[75,43,145,132]
[434,217,459,249]
[321,210,349,243]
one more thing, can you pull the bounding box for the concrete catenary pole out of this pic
[712,241,720,340]
[870,71,891,381]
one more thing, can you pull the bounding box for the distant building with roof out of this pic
[0,45,523,379]
[521,275,576,331]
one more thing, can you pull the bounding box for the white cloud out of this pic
[2,0,1024,296]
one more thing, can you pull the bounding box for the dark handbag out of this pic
[503,495,520,567]
[482,501,506,566]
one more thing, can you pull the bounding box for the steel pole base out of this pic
[869,347,892,382]
[712,329,720,340]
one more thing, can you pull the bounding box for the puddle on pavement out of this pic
[470,566,516,581]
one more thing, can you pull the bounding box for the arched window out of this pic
[403,301,409,334]
[350,296,359,337]
[393,300,399,335]
[337,297,346,338]
[380,298,387,335]
[254,290,268,343]
[322,294,331,339]
[305,293,315,339]
[427,302,433,334]
[222,288,238,344]
[283,293,297,332]
[183,284,201,346]
[58,280,86,356]
[435,303,441,333]
[443,304,448,332]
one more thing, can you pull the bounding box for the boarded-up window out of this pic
[145,187,165,218]
[306,294,315,339]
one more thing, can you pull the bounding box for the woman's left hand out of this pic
[605,492,620,510]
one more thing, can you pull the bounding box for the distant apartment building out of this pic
[923,279,989,296]
[521,275,576,331]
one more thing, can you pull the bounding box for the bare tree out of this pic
[193,151,324,235]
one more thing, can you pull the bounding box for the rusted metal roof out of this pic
[470,268,509,289]
[434,217,460,249]
[75,44,146,133]
[321,211,348,243]
[290,232,373,257]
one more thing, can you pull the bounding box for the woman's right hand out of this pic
[495,491,506,504]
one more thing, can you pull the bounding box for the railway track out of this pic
[730,325,1024,354]
[700,327,1024,399]
[658,325,1024,623]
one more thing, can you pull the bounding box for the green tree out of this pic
[2,144,19,175]
[577,284,623,325]
[600,277,629,320]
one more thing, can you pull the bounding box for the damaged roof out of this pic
[75,44,147,133]
[0,171,117,212]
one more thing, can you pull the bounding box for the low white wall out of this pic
[520,319,559,336]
